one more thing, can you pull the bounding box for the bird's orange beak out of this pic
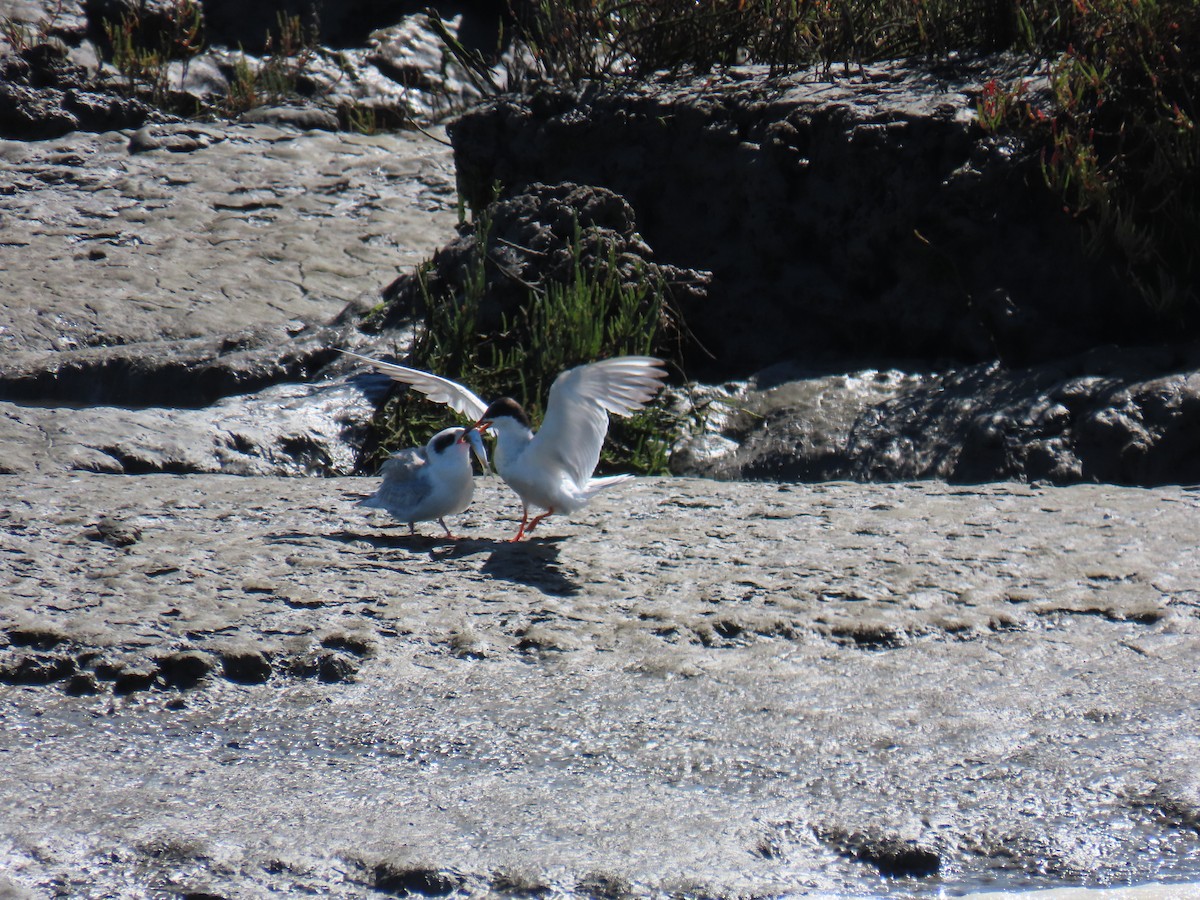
[457,422,489,441]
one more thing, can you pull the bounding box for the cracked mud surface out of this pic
[2,473,1198,897]
[0,123,457,355]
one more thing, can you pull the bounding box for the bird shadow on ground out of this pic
[478,538,579,597]
[314,529,456,551]
[306,530,582,597]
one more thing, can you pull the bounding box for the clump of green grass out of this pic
[103,0,203,107]
[224,12,319,115]
[337,100,380,134]
[362,215,678,475]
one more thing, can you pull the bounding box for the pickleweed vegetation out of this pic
[363,215,680,475]
[973,2,1199,318]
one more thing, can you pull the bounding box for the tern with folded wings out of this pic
[358,426,489,539]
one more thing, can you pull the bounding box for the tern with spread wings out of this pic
[340,350,668,541]
[358,426,489,539]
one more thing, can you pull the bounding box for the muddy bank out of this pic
[0,122,457,479]
[5,105,1200,489]
[1,472,1198,897]
[0,122,457,356]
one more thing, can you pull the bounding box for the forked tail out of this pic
[581,474,634,501]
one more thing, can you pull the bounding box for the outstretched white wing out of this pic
[338,349,489,421]
[528,356,667,488]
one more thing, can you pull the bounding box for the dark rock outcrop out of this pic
[671,343,1200,486]
[447,61,1200,486]
[0,43,163,139]
[448,60,1159,377]
[846,346,1200,485]
[370,181,709,343]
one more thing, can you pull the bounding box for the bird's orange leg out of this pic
[525,508,554,534]
[438,518,454,539]
[509,506,530,542]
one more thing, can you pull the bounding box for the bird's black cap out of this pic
[430,429,461,454]
[480,397,530,428]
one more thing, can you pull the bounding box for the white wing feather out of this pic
[360,448,430,513]
[528,356,667,489]
[338,349,489,421]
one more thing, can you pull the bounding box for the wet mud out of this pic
[2,473,1198,897]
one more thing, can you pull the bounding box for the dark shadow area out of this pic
[285,529,581,596]
[292,529,464,552]
[480,537,579,597]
